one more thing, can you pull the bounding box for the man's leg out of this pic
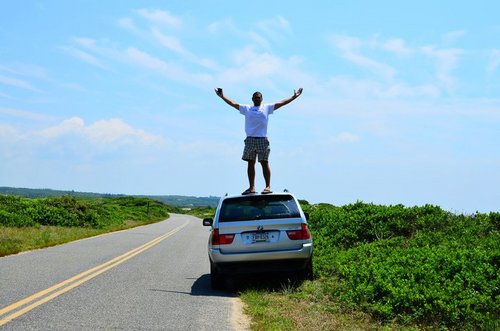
[260,160,271,192]
[247,160,256,192]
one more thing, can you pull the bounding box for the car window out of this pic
[219,195,301,222]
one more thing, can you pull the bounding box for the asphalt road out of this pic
[0,214,246,330]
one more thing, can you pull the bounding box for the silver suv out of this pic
[203,192,313,288]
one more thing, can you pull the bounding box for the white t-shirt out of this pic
[239,104,275,137]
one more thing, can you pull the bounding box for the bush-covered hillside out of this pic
[302,201,499,329]
[0,195,178,256]
[0,195,175,228]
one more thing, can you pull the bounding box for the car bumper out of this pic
[209,243,313,274]
[212,258,311,275]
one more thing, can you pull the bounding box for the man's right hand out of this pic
[215,87,223,97]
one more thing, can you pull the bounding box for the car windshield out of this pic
[219,195,301,222]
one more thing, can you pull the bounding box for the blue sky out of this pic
[1,1,499,213]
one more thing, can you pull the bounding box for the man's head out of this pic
[252,91,263,106]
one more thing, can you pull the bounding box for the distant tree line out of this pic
[0,187,219,208]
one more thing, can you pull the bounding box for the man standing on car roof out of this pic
[215,87,303,195]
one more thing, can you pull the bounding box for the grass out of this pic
[0,218,167,257]
[240,279,392,331]
[184,206,215,220]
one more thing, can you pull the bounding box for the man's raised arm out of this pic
[215,88,239,110]
[274,88,303,110]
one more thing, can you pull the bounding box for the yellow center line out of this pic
[0,221,189,327]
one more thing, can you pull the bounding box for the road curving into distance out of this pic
[0,214,249,330]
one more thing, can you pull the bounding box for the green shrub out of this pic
[0,195,37,227]
[0,194,171,229]
[306,201,499,329]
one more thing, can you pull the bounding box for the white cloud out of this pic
[150,28,218,70]
[220,48,283,82]
[487,49,500,74]
[40,117,84,139]
[151,28,187,55]
[330,35,397,78]
[0,74,40,92]
[442,30,465,44]
[64,41,212,87]
[59,46,107,69]
[327,34,468,97]
[383,83,440,98]
[0,63,48,79]
[0,107,51,121]
[85,118,164,145]
[248,31,272,50]
[208,16,291,52]
[328,76,439,99]
[38,117,166,146]
[0,123,19,141]
[329,132,360,144]
[73,37,99,50]
[207,18,236,34]
[421,45,462,91]
[136,9,182,29]
[124,47,173,72]
[256,16,292,41]
[382,38,413,55]
[117,17,136,31]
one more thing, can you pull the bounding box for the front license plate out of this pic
[252,232,269,242]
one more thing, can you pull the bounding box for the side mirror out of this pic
[203,218,213,226]
[304,212,310,221]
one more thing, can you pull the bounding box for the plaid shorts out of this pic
[242,137,270,162]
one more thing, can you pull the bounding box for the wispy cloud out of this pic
[207,18,235,34]
[39,117,166,146]
[117,17,136,31]
[0,107,51,121]
[0,123,18,141]
[136,8,182,29]
[85,118,166,145]
[421,45,462,91]
[125,48,212,86]
[0,74,40,92]
[382,38,413,56]
[487,49,500,74]
[219,47,283,83]
[442,30,466,44]
[330,35,397,78]
[208,16,292,51]
[329,132,360,144]
[150,28,219,70]
[124,47,176,74]
[151,28,186,55]
[0,63,48,79]
[59,46,108,69]
[327,34,468,97]
[256,16,292,41]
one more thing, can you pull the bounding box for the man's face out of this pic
[252,92,262,106]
